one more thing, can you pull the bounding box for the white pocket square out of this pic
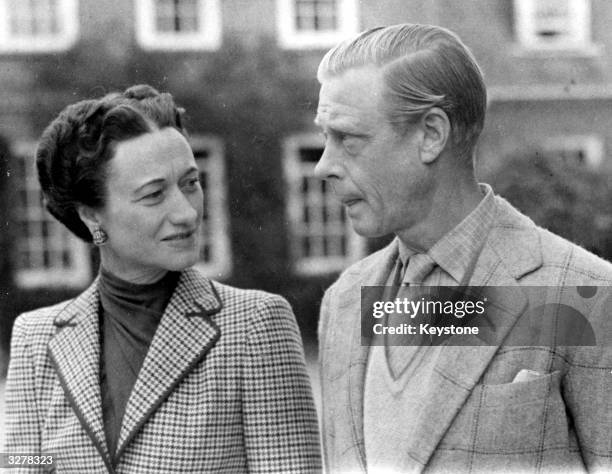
[512,369,544,383]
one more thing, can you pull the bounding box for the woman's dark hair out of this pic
[36,84,186,242]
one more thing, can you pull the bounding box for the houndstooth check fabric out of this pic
[3,268,322,473]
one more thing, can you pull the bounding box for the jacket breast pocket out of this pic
[458,370,569,452]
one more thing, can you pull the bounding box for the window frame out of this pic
[190,135,232,279]
[134,0,221,51]
[276,0,359,49]
[541,134,604,168]
[514,0,594,53]
[0,0,79,53]
[13,142,91,289]
[283,133,366,275]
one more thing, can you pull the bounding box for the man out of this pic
[314,24,612,473]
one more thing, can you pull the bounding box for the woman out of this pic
[4,85,321,473]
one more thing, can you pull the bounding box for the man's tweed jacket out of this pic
[319,196,612,473]
[4,268,322,473]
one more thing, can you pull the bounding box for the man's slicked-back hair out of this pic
[318,24,487,160]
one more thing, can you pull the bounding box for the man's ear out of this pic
[77,205,102,234]
[419,107,450,164]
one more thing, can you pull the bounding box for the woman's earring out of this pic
[92,226,108,246]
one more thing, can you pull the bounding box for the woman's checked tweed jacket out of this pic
[4,268,322,473]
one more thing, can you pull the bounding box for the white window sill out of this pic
[278,32,354,50]
[136,38,222,52]
[294,257,356,276]
[511,42,603,58]
[0,36,78,53]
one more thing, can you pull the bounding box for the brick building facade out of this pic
[1,0,611,358]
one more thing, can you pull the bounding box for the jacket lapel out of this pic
[341,241,529,471]
[337,197,545,472]
[332,241,398,469]
[48,279,113,469]
[411,197,544,470]
[407,246,529,471]
[115,268,221,459]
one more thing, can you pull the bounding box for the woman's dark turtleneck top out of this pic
[98,268,180,462]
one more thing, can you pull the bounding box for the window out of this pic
[283,134,366,275]
[13,143,91,288]
[0,0,78,53]
[191,136,231,279]
[277,0,359,49]
[541,134,604,168]
[514,0,592,51]
[135,0,221,50]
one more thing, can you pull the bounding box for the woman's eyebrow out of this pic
[134,166,199,193]
[134,178,165,193]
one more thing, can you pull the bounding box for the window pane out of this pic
[177,0,199,32]
[285,136,366,273]
[299,146,323,163]
[535,0,571,39]
[193,139,230,277]
[515,0,590,49]
[295,0,338,32]
[155,0,176,32]
[62,250,71,266]
[198,166,211,261]
[155,0,200,33]
[315,0,337,30]
[8,0,60,37]
[14,147,89,285]
[295,145,348,259]
[18,250,31,270]
[200,243,210,262]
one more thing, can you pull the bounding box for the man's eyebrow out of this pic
[180,166,200,179]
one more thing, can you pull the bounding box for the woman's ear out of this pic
[77,205,102,235]
[419,107,450,164]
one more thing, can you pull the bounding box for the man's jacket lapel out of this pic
[330,241,398,469]
[409,246,529,470]
[115,268,221,459]
[47,279,113,469]
[329,197,546,472]
[410,197,544,470]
